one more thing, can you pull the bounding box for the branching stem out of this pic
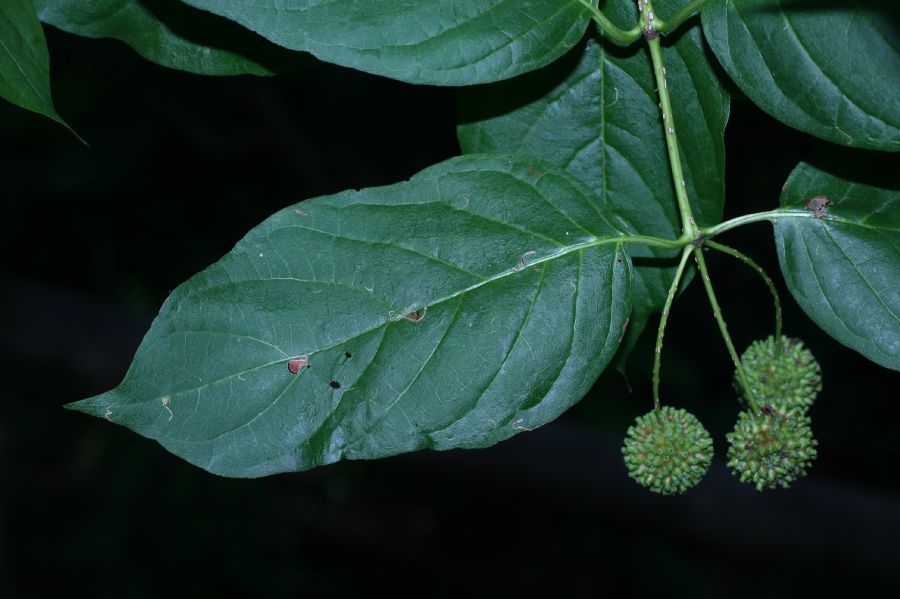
[655,0,708,35]
[614,233,690,250]
[652,245,693,410]
[693,248,758,408]
[706,240,782,344]
[578,1,643,45]
[702,209,815,237]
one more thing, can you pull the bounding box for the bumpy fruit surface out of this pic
[727,407,817,491]
[622,406,713,495]
[736,336,821,410]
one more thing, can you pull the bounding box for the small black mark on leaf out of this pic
[345,351,352,358]
[329,380,341,389]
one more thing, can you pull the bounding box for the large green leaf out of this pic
[33,0,314,76]
[177,0,592,85]
[702,0,900,151]
[68,154,633,477]
[0,0,70,128]
[774,147,900,370]
[458,0,729,350]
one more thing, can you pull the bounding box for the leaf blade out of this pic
[69,154,633,477]
[33,0,314,76]
[702,0,900,151]
[177,0,592,85]
[0,0,71,129]
[774,147,900,370]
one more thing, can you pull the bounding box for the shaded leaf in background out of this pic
[0,0,72,131]
[68,154,633,477]
[178,0,592,85]
[774,147,900,371]
[33,0,315,76]
[702,0,900,151]
[458,0,729,363]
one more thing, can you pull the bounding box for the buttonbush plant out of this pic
[4,0,897,492]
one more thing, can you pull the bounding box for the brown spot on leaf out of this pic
[403,307,426,322]
[287,357,308,375]
[512,250,538,272]
[805,195,831,218]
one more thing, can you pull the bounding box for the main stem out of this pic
[640,1,757,404]
[641,0,700,241]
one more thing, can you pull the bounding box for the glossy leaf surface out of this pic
[34,0,314,76]
[702,0,900,151]
[775,148,900,370]
[0,0,69,127]
[459,0,729,339]
[69,155,633,477]
[178,0,592,85]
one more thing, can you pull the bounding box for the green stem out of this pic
[706,240,782,344]
[652,246,693,410]
[693,247,758,408]
[578,1,642,45]
[701,209,814,238]
[655,0,707,35]
[642,1,700,241]
[614,233,691,250]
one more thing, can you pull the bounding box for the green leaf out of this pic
[33,0,314,76]
[774,147,900,370]
[177,0,592,85]
[702,0,900,151]
[458,0,729,343]
[0,0,71,129]
[68,154,633,477]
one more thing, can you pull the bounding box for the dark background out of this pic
[1,22,898,598]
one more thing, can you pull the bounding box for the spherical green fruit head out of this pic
[726,407,817,491]
[622,406,713,495]
[736,336,822,411]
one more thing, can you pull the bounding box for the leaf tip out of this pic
[64,392,117,420]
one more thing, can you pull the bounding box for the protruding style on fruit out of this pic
[726,406,817,491]
[736,336,822,411]
[622,406,714,495]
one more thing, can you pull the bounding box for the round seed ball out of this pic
[736,336,822,411]
[726,406,817,491]
[622,406,713,495]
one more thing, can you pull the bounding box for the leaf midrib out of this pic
[777,208,900,234]
[133,237,625,409]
